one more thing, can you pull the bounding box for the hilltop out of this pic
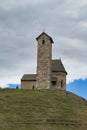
[0,89,87,130]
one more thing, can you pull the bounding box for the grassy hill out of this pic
[0,89,87,130]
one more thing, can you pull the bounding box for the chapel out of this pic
[21,32,67,90]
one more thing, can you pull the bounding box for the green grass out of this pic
[0,89,87,130]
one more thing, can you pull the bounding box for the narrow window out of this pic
[52,81,56,86]
[42,39,45,45]
[61,80,63,88]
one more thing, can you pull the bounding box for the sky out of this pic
[67,79,87,100]
[0,0,87,99]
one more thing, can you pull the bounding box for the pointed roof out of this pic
[52,59,67,75]
[36,32,54,43]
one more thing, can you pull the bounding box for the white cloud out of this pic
[64,59,87,83]
[0,0,50,10]
[0,0,87,87]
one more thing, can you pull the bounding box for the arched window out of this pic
[42,39,45,45]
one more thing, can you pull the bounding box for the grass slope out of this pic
[0,89,87,130]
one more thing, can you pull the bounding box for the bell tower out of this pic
[36,32,54,89]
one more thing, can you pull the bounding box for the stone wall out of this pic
[21,71,66,90]
[36,34,52,89]
[21,81,36,90]
[51,72,66,90]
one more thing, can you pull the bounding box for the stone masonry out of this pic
[36,33,53,89]
[21,32,67,90]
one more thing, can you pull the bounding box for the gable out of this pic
[36,32,54,43]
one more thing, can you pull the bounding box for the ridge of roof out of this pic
[36,32,54,43]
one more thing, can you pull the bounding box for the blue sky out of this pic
[67,79,87,100]
[0,0,87,100]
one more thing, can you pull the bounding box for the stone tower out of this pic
[36,32,54,89]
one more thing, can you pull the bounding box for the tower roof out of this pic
[36,32,54,43]
[52,59,67,75]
